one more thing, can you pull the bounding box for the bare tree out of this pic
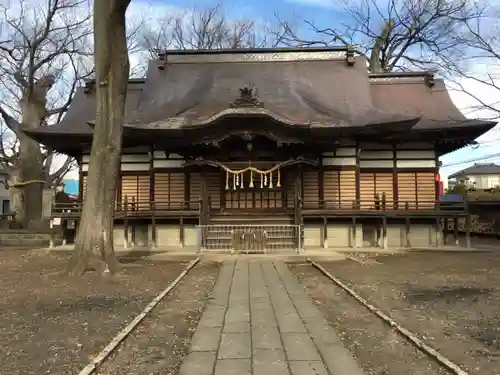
[138,4,283,64]
[276,0,486,73]
[0,0,93,227]
[442,9,500,119]
[67,0,131,276]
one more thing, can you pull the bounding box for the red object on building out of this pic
[435,173,444,196]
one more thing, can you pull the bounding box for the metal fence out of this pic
[197,224,302,253]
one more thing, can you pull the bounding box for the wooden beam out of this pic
[453,217,459,245]
[180,217,185,247]
[123,196,129,248]
[131,220,136,247]
[355,143,360,206]
[465,214,472,248]
[382,216,388,249]
[435,216,442,247]
[434,140,440,201]
[443,218,448,245]
[322,216,327,248]
[351,216,357,248]
[392,143,398,209]
[184,172,190,210]
[151,203,157,248]
[78,155,84,200]
[319,158,324,208]
[405,216,411,248]
[150,145,155,203]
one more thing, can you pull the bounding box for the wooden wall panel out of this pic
[137,176,150,208]
[189,172,202,202]
[359,172,375,209]
[121,175,150,210]
[397,173,417,208]
[416,172,436,209]
[323,170,340,206]
[190,172,221,209]
[397,172,436,209]
[339,170,356,208]
[121,175,137,204]
[154,172,185,209]
[206,172,221,209]
[286,172,295,208]
[302,169,319,207]
[375,173,394,205]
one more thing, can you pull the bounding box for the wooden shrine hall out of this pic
[25,47,496,251]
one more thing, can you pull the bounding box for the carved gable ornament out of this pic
[230,86,263,108]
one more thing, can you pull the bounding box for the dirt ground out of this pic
[291,251,500,375]
[96,261,220,375]
[0,249,216,375]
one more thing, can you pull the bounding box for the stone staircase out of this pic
[201,213,299,252]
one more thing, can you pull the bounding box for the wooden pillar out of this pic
[294,165,303,249]
[78,155,84,199]
[434,142,440,201]
[49,218,55,248]
[351,216,357,248]
[322,216,327,248]
[123,195,129,248]
[355,144,361,207]
[435,217,442,247]
[453,217,459,245]
[200,171,208,250]
[465,199,471,248]
[184,170,190,210]
[130,196,136,247]
[151,202,157,247]
[180,216,185,247]
[465,214,472,248]
[435,201,441,247]
[149,145,155,203]
[443,217,449,245]
[381,216,388,249]
[149,145,158,248]
[405,216,411,248]
[392,143,398,209]
[319,159,325,208]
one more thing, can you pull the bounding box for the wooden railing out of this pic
[52,197,202,217]
[303,198,467,214]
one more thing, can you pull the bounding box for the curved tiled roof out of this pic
[125,56,412,128]
[23,47,496,152]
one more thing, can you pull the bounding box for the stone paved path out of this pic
[178,260,365,375]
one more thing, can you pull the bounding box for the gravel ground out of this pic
[290,263,451,375]
[96,261,220,375]
[0,249,200,375]
[291,250,500,375]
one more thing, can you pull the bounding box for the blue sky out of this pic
[133,0,346,30]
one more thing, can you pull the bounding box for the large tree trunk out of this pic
[8,167,24,223]
[67,0,131,276]
[15,79,52,228]
[18,132,44,227]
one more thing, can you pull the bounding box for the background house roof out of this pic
[448,163,500,179]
